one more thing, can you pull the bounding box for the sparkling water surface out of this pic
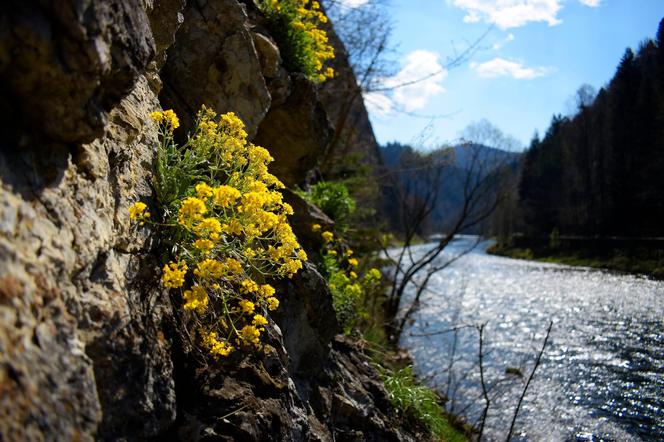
[392,236,663,441]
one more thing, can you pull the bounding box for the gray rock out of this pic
[252,31,281,79]
[254,74,334,187]
[161,0,271,138]
[0,0,156,143]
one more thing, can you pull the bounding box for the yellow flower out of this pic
[150,106,309,357]
[282,203,294,215]
[128,201,149,220]
[212,185,241,208]
[219,111,247,139]
[321,231,334,243]
[346,283,362,299]
[239,325,261,346]
[252,314,268,327]
[162,261,187,288]
[240,279,259,294]
[194,259,224,279]
[195,182,214,199]
[183,285,208,314]
[281,258,303,278]
[369,268,381,278]
[348,258,359,267]
[327,250,337,256]
[178,197,207,226]
[239,299,255,314]
[201,330,233,358]
[163,109,180,130]
[345,249,353,257]
[350,271,358,279]
[193,239,215,254]
[150,109,179,131]
[266,296,279,311]
[193,217,222,239]
[248,145,274,164]
[259,284,276,298]
[222,219,243,236]
[311,223,321,232]
[224,258,243,275]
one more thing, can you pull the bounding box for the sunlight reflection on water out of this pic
[392,236,664,441]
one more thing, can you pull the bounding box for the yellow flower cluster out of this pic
[321,230,334,243]
[131,107,307,359]
[150,109,180,132]
[259,0,335,83]
[162,262,187,288]
[314,223,382,334]
[201,330,233,358]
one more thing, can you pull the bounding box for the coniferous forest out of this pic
[518,19,664,239]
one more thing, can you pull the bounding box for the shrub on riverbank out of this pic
[301,177,469,440]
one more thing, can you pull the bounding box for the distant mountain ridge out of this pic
[379,142,521,234]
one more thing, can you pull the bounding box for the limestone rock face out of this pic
[0,0,156,144]
[254,74,334,187]
[0,73,177,440]
[161,0,271,138]
[0,0,419,440]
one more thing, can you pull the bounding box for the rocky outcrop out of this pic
[0,0,417,440]
[0,0,156,144]
[160,0,270,137]
[254,74,333,187]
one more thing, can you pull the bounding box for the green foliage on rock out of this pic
[301,181,356,230]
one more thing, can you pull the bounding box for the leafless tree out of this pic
[379,120,520,340]
[477,323,491,441]
[382,144,511,340]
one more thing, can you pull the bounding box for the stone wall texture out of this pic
[0,1,416,440]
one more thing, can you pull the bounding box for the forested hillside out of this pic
[519,19,664,238]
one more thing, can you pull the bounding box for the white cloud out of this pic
[364,50,447,115]
[337,0,369,8]
[450,0,602,29]
[470,57,553,79]
[451,0,562,29]
[492,33,515,50]
[578,0,601,6]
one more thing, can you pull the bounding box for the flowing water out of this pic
[392,236,663,441]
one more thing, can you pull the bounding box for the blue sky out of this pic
[344,0,664,150]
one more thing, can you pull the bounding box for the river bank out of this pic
[487,240,664,280]
[358,288,472,441]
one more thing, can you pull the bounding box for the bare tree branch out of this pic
[505,320,554,441]
[477,323,490,441]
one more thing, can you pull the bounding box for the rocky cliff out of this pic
[0,0,418,440]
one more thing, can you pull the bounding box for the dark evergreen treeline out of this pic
[519,19,664,238]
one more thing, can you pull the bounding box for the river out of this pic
[391,236,663,441]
